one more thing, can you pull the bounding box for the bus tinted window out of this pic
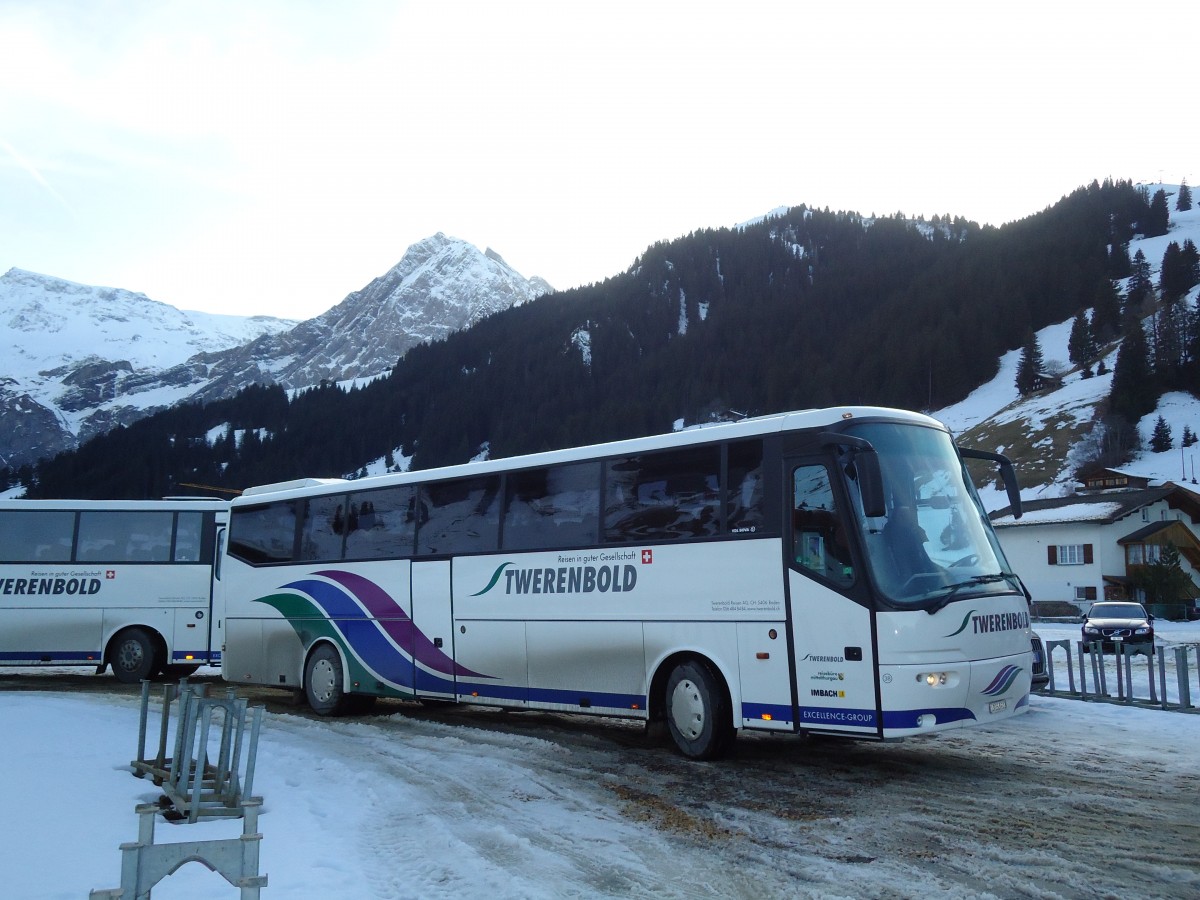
[417,476,501,555]
[77,511,173,562]
[604,447,721,542]
[228,501,300,564]
[0,510,74,562]
[344,485,417,560]
[792,464,854,585]
[173,512,207,562]
[503,462,601,551]
[727,440,765,534]
[299,493,348,562]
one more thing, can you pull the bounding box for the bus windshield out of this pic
[845,422,1015,607]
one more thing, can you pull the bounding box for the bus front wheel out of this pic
[664,659,735,760]
[109,628,159,684]
[305,644,349,716]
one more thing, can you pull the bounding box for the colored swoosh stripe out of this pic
[981,664,1022,696]
[282,575,490,680]
[472,562,512,596]
[256,588,456,693]
[313,569,487,678]
[944,609,977,638]
[253,571,494,691]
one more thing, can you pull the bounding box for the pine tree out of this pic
[1015,330,1045,395]
[1132,543,1192,614]
[1182,239,1200,289]
[1091,279,1123,342]
[1153,295,1188,380]
[1159,242,1193,302]
[1107,241,1131,279]
[1177,179,1193,212]
[1109,321,1155,421]
[1150,415,1173,452]
[1068,309,1097,366]
[1145,188,1170,238]
[1182,425,1197,448]
[1125,249,1155,322]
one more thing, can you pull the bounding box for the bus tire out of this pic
[305,643,349,716]
[665,659,735,760]
[109,627,160,684]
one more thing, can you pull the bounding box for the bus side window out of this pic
[173,511,203,561]
[298,493,348,562]
[417,476,501,555]
[228,501,301,564]
[726,440,764,534]
[344,485,417,560]
[502,462,600,551]
[792,465,854,586]
[0,511,74,562]
[604,447,720,543]
[78,511,172,562]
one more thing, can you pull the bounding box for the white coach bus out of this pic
[0,499,228,682]
[221,407,1032,758]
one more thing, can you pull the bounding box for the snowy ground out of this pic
[5,619,1199,900]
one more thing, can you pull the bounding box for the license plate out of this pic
[988,699,1007,714]
[1114,636,1124,642]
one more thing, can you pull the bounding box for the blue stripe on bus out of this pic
[880,707,977,728]
[0,651,101,661]
[456,681,645,710]
[799,706,879,728]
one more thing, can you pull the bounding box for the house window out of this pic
[1048,544,1092,565]
[1075,586,1098,602]
[1127,544,1161,566]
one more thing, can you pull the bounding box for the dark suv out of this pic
[1081,602,1155,652]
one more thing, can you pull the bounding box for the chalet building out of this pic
[989,470,1200,616]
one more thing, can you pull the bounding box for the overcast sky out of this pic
[2,0,1196,321]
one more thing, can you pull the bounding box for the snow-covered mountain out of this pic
[166,234,552,403]
[0,234,549,469]
[0,270,296,468]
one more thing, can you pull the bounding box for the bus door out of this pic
[786,459,881,736]
[410,559,456,700]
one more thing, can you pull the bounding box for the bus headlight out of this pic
[918,671,949,687]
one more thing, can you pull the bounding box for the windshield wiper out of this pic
[924,573,1021,614]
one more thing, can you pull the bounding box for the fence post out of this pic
[1046,640,1074,693]
[1178,646,1194,709]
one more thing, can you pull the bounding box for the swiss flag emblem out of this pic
[641,549,653,565]
[106,570,116,579]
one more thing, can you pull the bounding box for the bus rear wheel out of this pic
[305,644,349,716]
[665,659,735,760]
[109,627,159,684]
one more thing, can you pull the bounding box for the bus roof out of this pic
[230,406,943,506]
[0,498,230,511]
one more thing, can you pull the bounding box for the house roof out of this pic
[1118,521,1178,544]
[1116,519,1200,568]
[990,483,1200,529]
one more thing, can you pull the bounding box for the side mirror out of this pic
[960,447,1022,518]
[855,449,886,518]
[820,432,886,518]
